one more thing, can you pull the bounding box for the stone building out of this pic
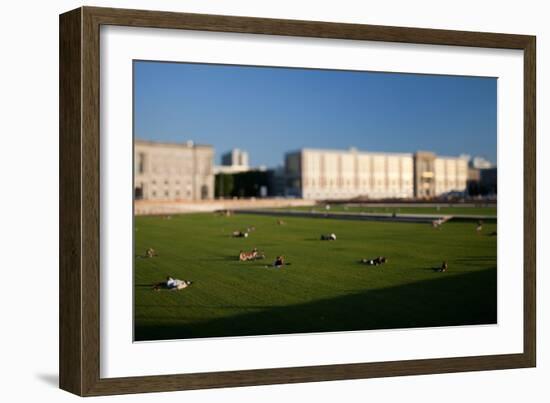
[413,151,469,198]
[285,148,414,200]
[134,140,214,201]
[285,148,468,200]
[221,148,249,168]
[432,155,469,197]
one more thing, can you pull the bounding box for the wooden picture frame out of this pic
[59,6,536,396]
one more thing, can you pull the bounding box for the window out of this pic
[137,152,146,174]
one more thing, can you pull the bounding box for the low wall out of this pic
[134,198,316,216]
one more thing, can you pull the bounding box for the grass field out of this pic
[134,213,497,341]
[273,205,497,216]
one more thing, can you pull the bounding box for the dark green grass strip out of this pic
[273,205,497,216]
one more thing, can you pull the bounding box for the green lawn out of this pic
[134,213,497,341]
[274,205,497,216]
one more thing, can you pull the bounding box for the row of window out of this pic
[149,179,192,186]
[148,166,211,175]
[303,159,413,167]
[148,189,193,198]
[304,191,414,198]
[303,178,412,187]
[436,181,463,186]
[135,154,212,175]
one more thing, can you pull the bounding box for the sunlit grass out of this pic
[134,213,497,341]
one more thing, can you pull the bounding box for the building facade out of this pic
[134,140,214,201]
[413,151,469,198]
[433,155,469,196]
[286,148,468,200]
[286,148,414,200]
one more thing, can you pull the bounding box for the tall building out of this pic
[222,148,249,167]
[285,148,468,200]
[215,148,250,174]
[134,140,214,201]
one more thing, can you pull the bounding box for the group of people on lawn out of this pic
[145,221,459,291]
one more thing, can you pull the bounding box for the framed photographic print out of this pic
[59,6,536,396]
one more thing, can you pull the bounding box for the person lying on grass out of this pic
[152,276,193,291]
[360,256,388,266]
[266,256,291,268]
[239,248,265,261]
[434,261,448,272]
[320,233,336,241]
[232,230,249,238]
[136,248,157,259]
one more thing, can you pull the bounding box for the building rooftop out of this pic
[286,147,413,157]
[285,148,468,160]
[135,139,213,149]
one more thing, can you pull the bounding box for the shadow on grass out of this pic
[455,256,497,263]
[136,304,278,310]
[214,255,240,262]
[135,283,154,288]
[135,267,497,341]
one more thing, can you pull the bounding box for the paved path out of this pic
[236,209,496,223]
[134,199,315,215]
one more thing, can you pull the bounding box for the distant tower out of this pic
[221,148,249,168]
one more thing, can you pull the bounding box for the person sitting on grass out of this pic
[434,261,448,272]
[360,256,388,266]
[476,220,484,233]
[432,219,443,229]
[266,256,290,268]
[152,276,193,291]
[144,248,157,258]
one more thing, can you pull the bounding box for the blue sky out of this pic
[134,61,497,167]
